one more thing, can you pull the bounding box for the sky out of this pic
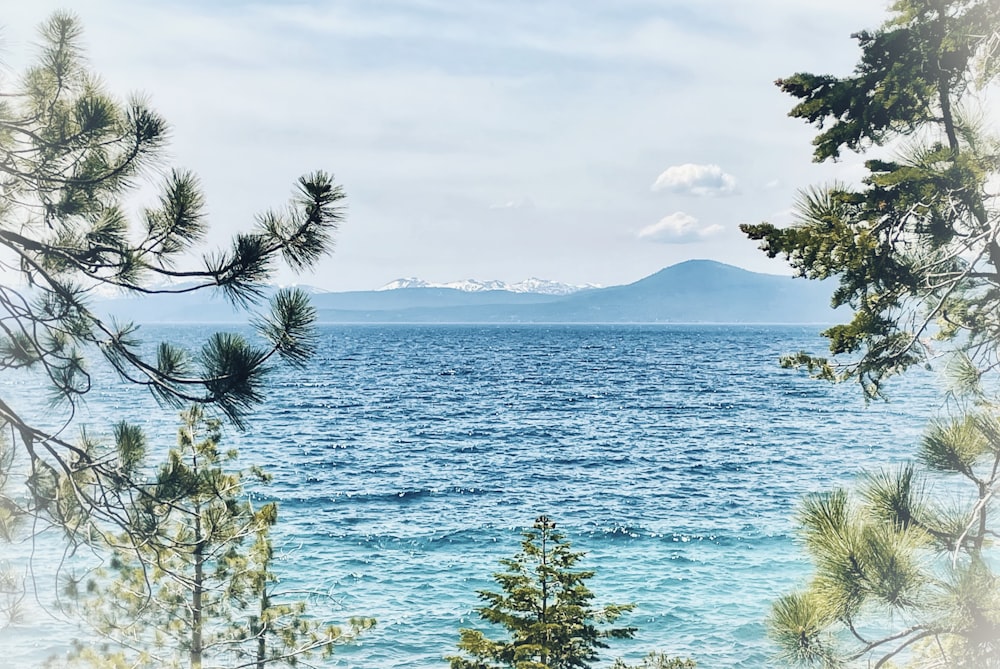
[3,1,894,291]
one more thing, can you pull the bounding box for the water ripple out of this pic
[4,324,940,668]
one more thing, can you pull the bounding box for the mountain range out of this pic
[94,260,839,324]
[376,277,597,295]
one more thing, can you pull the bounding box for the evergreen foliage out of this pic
[740,0,1000,399]
[449,516,636,669]
[60,407,373,668]
[770,403,1000,667]
[0,11,342,542]
[609,653,696,669]
[740,2,1000,666]
[0,429,24,629]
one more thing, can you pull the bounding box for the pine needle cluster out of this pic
[0,11,343,545]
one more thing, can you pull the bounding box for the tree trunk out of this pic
[539,518,549,667]
[256,591,269,669]
[191,509,204,669]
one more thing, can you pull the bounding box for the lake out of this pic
[2,324,941,667]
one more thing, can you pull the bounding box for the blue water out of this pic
[2,325,941,667]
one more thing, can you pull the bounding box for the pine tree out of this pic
[740,0,1000,399]
[60,407,372,668]
[739,5,1000,665]
[449,516,636,669]
[0,11,342,543]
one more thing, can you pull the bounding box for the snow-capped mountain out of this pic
[509,278,600,295]
[95,260,838,324]
[375,277,597,295]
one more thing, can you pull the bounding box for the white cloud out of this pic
[651,163,738,196]
[489,197,535,210]
[638,212,723,244]
[4,1,893,291]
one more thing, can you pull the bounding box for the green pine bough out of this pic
[770,408,1000,667]
[741,1,1000,667]
[0,10,342,557]
[740,0,1000,400]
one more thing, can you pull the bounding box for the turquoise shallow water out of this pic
[2,324,940,667]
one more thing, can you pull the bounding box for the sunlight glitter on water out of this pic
[2,325,940,667]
